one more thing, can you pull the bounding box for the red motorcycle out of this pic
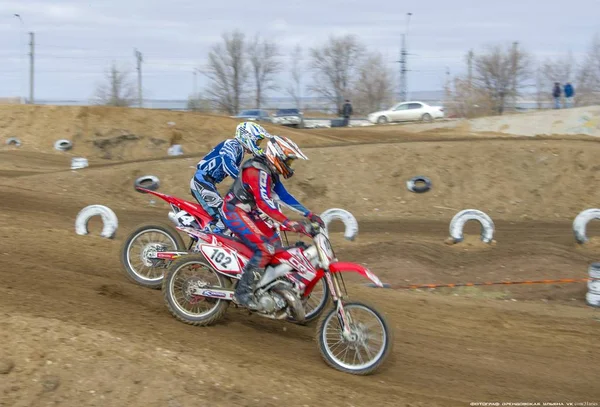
[160,212,393,375]
[120,186,328,323]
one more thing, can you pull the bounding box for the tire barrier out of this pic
[573,208,600,244]
[6,137,21,147]
[75,205,118,239]
[587,263,600,307]
[406,176,432,193]
[449,209,495,244]
[168,144,183,156]
[134,175,160,192]
[71,157,89,170]
[320,208,358,241]
[54,139,73,151]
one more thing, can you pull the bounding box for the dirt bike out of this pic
[120,186,329,323]
[161,219,393,375]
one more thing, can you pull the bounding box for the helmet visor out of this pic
[284,157,295,167]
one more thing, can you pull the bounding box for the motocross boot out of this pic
[233,265,263,310]
[208,218,227,234]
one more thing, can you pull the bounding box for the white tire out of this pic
[320,208,359,241]
[75,205,118,239]
[449,209,495,243]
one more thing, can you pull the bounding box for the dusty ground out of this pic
[1,105,600,407]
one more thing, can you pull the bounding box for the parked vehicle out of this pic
[367,101,444,124]
[272,108,304,127]
[233,109,272,122]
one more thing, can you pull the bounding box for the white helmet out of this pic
[235,122,270,156]
[265,135,308,179]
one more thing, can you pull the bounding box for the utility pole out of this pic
[193,69,197,97]
[467,49,474,89]
[398,35,406,102]
[134,48,143,107]
[444,66,451,98]
[398,12,412,102]
[511,41,519,111]
[29,32,34,104]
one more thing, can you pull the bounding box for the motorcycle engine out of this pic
[257,292,286,313]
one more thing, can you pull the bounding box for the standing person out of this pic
[342,99,353,126]
[564,82,575,108]
[167,121,182,146]
[552,82,562,109]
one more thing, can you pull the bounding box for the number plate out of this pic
[200,244,241,273]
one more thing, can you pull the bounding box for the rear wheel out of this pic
[421,113,433,122]
[316,301,393,375]
[162,254,231,326]
[120,222,186,289]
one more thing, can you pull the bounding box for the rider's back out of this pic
[196,139,244,183]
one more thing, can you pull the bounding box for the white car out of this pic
[367,101,444,125]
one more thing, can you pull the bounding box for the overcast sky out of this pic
[0,0,598,101]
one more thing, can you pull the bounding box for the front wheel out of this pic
[377,115,388,124]
[120,222,186,289]
[316,301,393,375]
[162,254,231,326]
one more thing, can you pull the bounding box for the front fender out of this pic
[328,262,384,287]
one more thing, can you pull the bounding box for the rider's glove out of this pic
[306,212,325,228]
[284,220,306,234]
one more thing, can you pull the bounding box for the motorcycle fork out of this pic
[324,270,353,337]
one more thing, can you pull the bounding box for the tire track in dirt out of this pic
[2,147,600,404]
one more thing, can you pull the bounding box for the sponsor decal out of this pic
[202,290,227,298]
[259,171,277,210]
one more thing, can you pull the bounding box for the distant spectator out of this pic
[564,82,575,108]
[552,82,562,109]
[342,99,353,126]
[167,121,182,146]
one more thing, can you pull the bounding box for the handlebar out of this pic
[278,219,322,238]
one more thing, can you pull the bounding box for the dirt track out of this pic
[1,106,600,407]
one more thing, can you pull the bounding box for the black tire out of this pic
[316,301,393,375]
[162,254,231,326]
[377,116,388,124]
[134,175,160,192]
[287,278,330,325]
[120,222,186,289]
[406,176,432,193]
[421,113,432,122]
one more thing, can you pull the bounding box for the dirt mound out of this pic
[0,104,337,162]
[4,137,600,222]
[4,107,600,405]
[395,105,600,138]
[469,105,600,137]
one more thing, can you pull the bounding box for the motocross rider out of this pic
[221,135,325,310]
[190,122,270,233]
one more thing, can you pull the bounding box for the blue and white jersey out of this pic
[196,139,245,184]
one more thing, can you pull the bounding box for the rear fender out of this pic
[328,262,384,287]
